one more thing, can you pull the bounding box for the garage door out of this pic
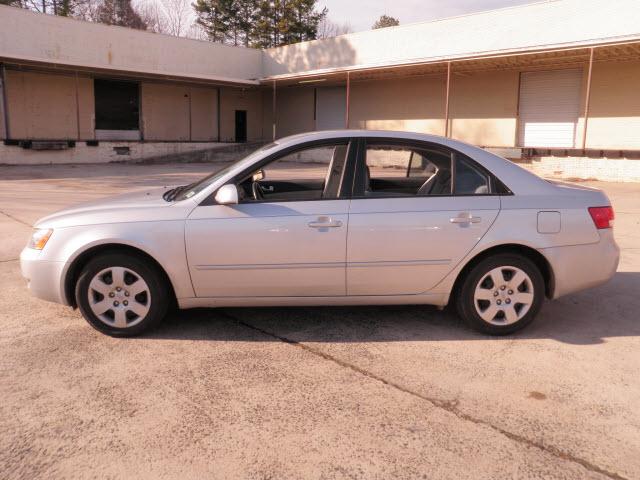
[316,87,346,130]
[518,69,583,148]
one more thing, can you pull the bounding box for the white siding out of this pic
[518,69,583,148]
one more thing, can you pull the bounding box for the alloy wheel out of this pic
[87,266,151,328]
[473,265,535,325]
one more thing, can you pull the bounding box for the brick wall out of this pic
[515,156,640,182]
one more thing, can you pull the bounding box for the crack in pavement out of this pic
[222,312,628,480]
[0,210,32,228]
[0,258,19,263]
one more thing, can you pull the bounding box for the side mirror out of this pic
[252,169,265,182]
[214,184,239,205]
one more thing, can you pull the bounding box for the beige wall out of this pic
[190,87,219,142]
[585,60,640,149]
[5,61,640,150]
[5,70,94,140]
[274,87,315,138]
[142,83,190,141]
[261,86,315,140]
[219,87,263,142]
[77,76,94,139]
[450,70,519,147]
[142,83,220,142]
[349,76,446,135]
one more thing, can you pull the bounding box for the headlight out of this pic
[28,229,53,250]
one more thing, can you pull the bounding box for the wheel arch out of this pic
[63,243,178,309]
[450,243,555,303]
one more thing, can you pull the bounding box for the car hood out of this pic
[35,187,192,229]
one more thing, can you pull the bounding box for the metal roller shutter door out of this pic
[518,69,582,148]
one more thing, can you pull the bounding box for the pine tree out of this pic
[193,0,228,42]
[290,0,326,43]
[372,14,399,29]
[234,0,257,46]
[248,0,326,48]
[96,0,147,29]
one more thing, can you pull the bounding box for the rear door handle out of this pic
[450,213,481,224]
[308,216,343,228]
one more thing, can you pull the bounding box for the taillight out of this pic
[588,206,615,229]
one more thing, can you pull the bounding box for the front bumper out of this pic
[20,247,67,305]
[541,229,620,299]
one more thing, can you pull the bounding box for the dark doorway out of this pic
[94,79,140,131]
[235,110,247,143]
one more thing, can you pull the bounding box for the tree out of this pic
[193,0,231,42]
[317,16,351,39]
[0,0,26,6]
[372,14,399,29]
[3,0,79,15]
[138,0,193,36]
[288,0,327,44]
[250,0,326,48]
[224,0,258,46]
[96,0,147,29]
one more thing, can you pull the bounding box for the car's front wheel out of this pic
[456,254,544,335]
[75,253,169,337]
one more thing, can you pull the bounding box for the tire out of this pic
[455,254,544,335]
[75,253,169,337]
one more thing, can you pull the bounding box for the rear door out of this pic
[346,139,501,296]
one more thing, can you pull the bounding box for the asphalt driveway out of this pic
[1,163,639,479]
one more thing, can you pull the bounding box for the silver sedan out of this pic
[20,130,619,336]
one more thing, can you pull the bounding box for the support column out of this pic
[444,61,451,138]
[582,47,595,150]
[217,87,221,142]
[272,80,277,140]
[74,72,81,140]
[345,71,351,129]
[0,64,10,140]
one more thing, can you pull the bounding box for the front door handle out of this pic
[308,216,343,228]
[450,213,481,224]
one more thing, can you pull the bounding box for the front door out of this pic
[186,140,354,298]
[346,139,500,296]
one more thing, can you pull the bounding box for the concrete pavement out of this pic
[1,163,639,479]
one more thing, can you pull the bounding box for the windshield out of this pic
[174,142,278,201]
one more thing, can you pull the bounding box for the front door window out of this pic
[237,142,350,203]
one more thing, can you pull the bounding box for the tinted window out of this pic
[360,143,451,197]
[238,142,349,202]
[454,156,490,194]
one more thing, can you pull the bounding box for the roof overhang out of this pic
[260,36,640,86]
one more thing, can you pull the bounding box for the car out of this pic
[20,130,619,336]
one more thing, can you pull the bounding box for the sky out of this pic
[317,0,540,33]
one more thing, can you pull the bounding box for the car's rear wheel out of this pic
[456,254,544,335]
[75,253,169,337]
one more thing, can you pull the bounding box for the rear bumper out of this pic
[541,229,620,299]
[20,247,67,305]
